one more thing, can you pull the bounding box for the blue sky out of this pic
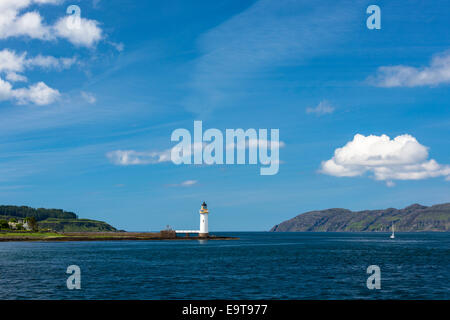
[0,0,449,231]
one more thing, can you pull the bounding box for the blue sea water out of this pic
[0,232,449,300]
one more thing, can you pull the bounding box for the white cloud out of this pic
[108,41,124,52]
[6,72,28,82]
[109,138,285,167]
[368,51,450,87]
[306,101,335,116]
[0,77,14,101]
[0,0,61,40]
[168,180,198,187]
[386,181,396,187]
[13,81,60,105]
[54,16,103,47]
[0,49,77,75]
[81,91,96,104]
[0,50,27,73]
[0,77,59,105]
[0,49,72,105]
[106,150,172,166]
[0,0,102,48]
[180,180,197,186]
[27,55,77,70]
[320,134,450,182]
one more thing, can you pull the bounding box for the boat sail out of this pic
[390,223,395,239]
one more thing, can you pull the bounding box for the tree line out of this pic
[0,206,77,221]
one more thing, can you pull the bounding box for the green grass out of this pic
[0,232,65,238]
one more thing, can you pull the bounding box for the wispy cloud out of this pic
[185,0,357,114]
[306,100,335,116]
[106,149,171,165]
[0,49,78,78]
[167,180,198,187]
[107,41,125,52]
[367,50,450,87]
[81,91,96,104]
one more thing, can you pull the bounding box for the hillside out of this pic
[270,203,450,232]
[0,206,116,232]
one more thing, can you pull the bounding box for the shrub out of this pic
[0,220,9,229]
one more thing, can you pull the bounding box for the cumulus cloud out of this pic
[54,15,103,47]
[320,134,450,183]
[0,49,74,105]
[0,0,61,40]
[0,0,102,47]
[306,101,335,116]
[11,81,60,105]
[106,150,172,166]
[0,78,60,105]
[0,50,27,73]
[0,1,108,106]
[368,51,450,87]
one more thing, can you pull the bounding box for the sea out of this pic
[0,232,448,300]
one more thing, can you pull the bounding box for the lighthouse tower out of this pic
[199,202,209,237]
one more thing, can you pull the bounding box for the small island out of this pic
[0,205,237,242]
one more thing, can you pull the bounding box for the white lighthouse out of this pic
[199,201,209,237]
[174,202,210,238]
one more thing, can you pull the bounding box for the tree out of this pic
[0,220,9,229]
[26,217,38,232]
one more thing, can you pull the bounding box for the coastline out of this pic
[0,232,238,242]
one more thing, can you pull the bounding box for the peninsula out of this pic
[0,205,237,241]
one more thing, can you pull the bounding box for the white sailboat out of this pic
[390,223,395,239]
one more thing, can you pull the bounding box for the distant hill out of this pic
[270,203,450,232]
[0,205,116,232]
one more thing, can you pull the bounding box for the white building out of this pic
[175,202,210,237]
[8,219,31,231]
[199,202,209,237]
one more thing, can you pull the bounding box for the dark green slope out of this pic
[271,203,450,232]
